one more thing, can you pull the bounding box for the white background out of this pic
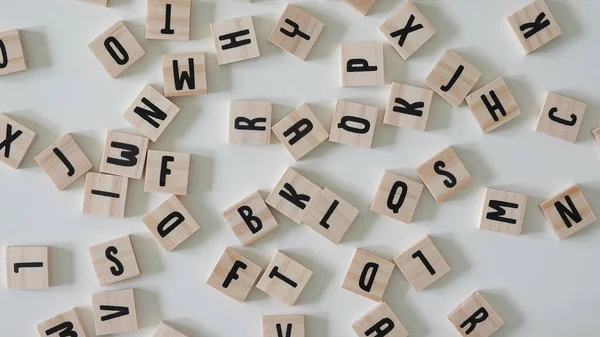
[1,0,600,336]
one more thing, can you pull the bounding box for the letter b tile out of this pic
[223,191,279,246]
[447,291,503,337]
[206,247,263,303]
[342,248,395,302]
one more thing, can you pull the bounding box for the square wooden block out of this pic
[466,77,521,133]
[262,315,305,337]
[425,50,481,107]
[272,104,329,160]
[142,195,200,252]
[535,92,586,143]
[506,0,561,54]
[89,235,140,286]
[210,16,260,65]
[394,235,450,291]
[82,172,129,218]
[384,83,433,131]
[344,0,376,15]
[145,150,190,195]
[100,131,149,180]
[5,246,49,290]
[370,171,424,224]
[540,184,596,239]
[0,113,36,169]
[37,308,87,337]
[379,0,436,60]
[448,291,504,337]
[229,101,272,145]
[153,322,188,337]
[302,188,359,244]
[223,191,279,246]
[88,21,145,78]
[352,302,408,337]
[329,100,379,149]
[206,247,263,303]
[256,251,313,306]
[146,0,191,40]
[266,167,321,224]
[123,84,181,142]
[341,43,384,87]
[35,133,93,190]
[342,248,395,302]
[268,4,324,61]
[91,288,138,335]
[479,188,528,236]
[416,146,472,203]
[162,52,207,97]
[0,29,27,76]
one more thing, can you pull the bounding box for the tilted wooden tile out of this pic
[210,16,260,65]
[145,150,190,195]
[35,134,93,190]
[162,52,207,97]
[223,191,279,246]
[479,188,527,236]
[341,43,384,87]
[329,100,379,149]
[539,184,596,239]
[88,21,145,78]
[82,172,129,218]
[425,50,481,107]
[448,291,504,337]
[142,195,200,251]
[466,77,521,133]
[266,167,321,224]
[37,308,87,337]
[0,113,36,169]
[341,248,395,302]
[262,315,305,337]
[394,235,450,291]
[268,4,324,61]
[302,188,359,244]
[272,104,329,160]
[91,288,138,335]
[76,0,107,6]
[0,29,27,76]
[370,171,424,224]
[229,101,272,145]
[206,247,263,303]
[5,246,49,290]
[344,0,376,16]
[506,0,561,54]
[256,251,313,306]
[123,84,181,142]
[384,83,433,131]
[416,146,472,203]
[593,127,600,146]
[89,235,140,286]
[352,302,408,337]
[153,321,188,337]
[535,92,586,143]
[100,130,149,180]
[146,0,191,40]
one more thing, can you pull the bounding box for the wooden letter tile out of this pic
[268,4,324,61]
[206,247,263,303]
[302,188,359,244]
[341,43,384,87]
[146,0,191,40]
[272,104,329,160]
[153,321,188,337]
[91,288,138,335]
[506,0,561,54]
[0,113,36,169]
[466,77,521,133]
[145,150,190,195]
[162,52,207,97]
[344,0,376,16]
[37,308,87,337]
[142,195,200,251]
[5,246,49,290]
[416,146,472,203]
[479,188,527,236]
[89,235,140,286]
[370,171,424,224]
[262,315,305,337]
[0,29,27,76]
[88,21,145,78]
[393,235,450,291]
[352,302,408,337]
[341,248,395,302]
[256,251,313,306]
[535,92,586,143]
[229,101,272,145]
[448,291,504,337]
[425,50,481,107]
[100,131,149,179]
[82,172,129,218]
[539,184,596,239]
[329,100,379,149]
[384,83,433,131]
[35,133,93,190]
[266,168,321,224]
[210,16,260,65]
[223,191,279,246]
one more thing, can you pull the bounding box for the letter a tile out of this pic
[222,191,279,246]
[341,248,395,302]
[272,104,329,161]
[142,195,200,251]
[352,302,408,337]
[539,184,595,239]
[447,291,503,337]
[206,247,263,303]
[153,321,189,337]
[256,251,313,306]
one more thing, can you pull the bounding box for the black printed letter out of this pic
[157,211,185,237]
[481,90,506,122]
[319,200,339,229]
[160,155,174,187]
[0,39,7,68]
[106,142,139,167]
[440,65,464,92]
[347,59,378,72]
[173,58,196,91]
[412,250,435,275]
[337,116,370,134]
[387,181,407,214]
[45,321,78,337]
[161,4,175,35]
[486,200,518,224]
[104,37,129,65]
[234,117,267,131]
[548,107,577,126]
[460,307,488,335]
[390,14,423,47]
[519,12,550,39]
[280,19,310,40]
[99,305,129,321]
[0,124,23,159]
[53,148,75,177]
[279,183,311,210]
[283,119,313,145]
[219,30,251,50]
[134,97,167,128]
[393,98,424,117]
[105,246,124,276]
[222,260,247,288]
[433,161,457,188]
[365,317,394,337]
[554,195,582,229]
[238,205,263,234]
[359,262,379,292]
[269,266,298,288]
[276,323,292,337]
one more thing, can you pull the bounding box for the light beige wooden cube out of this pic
[268,4,324,61]
[394,235,450,291]
[5,246,49,290]
[342,248,395,302]
[272,104,329,160]
[144,150,190,195]
[91,288,138,335]
[37,308,87,337]
[89,235,140,286]
[466,77,521,133]
[448,291,504,337]
[88,21,145,78]
[153,321,188,337]
[352,302,408,337]
[0,29,27,76]
[370,171,424,224]
[256,251,313,306]
[344,0,376,15]
[262,315,305,337]
[162,52,207,97]
[266,167,321,224]
[210,16,260,65]
[146,0,191,40]
[100,130,149,179]
[35,133,93,190]
[142,195,200,251]
[229,101,272,145]
[329,100,379,149]
[416,146,472,203]
[341,43,384,87]
[302,188,359,244]
[223,191,279,246]
[0,113,36,169]
[479,188,528,236]
[206,247,263,303]
[535,92,586,143]
[123,84,181,142]
[82,172,129,218]
[425,50,481,107]
[506,0,561,54]
[384,83,433,131]
[540,184,596,239]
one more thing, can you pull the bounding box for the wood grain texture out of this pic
[256,251,313,306]
[506,0,561,54]
[370,171,424,224]
[223,191,279,246]
[88,235,140,286]
[162,52,207,97]
[268,4,324,61]
[82,172,129,218]
[266,167,321,224]
[206,247,263,303]
[210,16,260,65]
[344,0,376,15]
[425,50,481,107]
[329,100,379,149]
[341,43,384,87]
[394,235,450,291]
[99,130,149,179]
[384,83,433,131]
[262,315,305,337]
[341,248,395,302]
[302,187,359,244]
[352,302,408,337]
[539,184,596,239]
[6,246,49,290]
[35,133,93,190]
[479,188,527,236]
[144,150,190,195]
[466,77,521,133]
[448,291,504,337]
[88,21,145,78]
[272,104,329,160]
[142,195,200,251]
[146,0,191,40]
[37,308,87,337]
[535,92,586,143]
[228,101,272,145]
[91,288,138,335]
[416,146,471,203]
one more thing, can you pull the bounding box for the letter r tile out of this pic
[223,191,279,246]
[447,291,503,337]
[206,247,263,303]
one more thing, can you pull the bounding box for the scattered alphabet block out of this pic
[5,246,49,290]
[394,235,450,291]
[262,315,305,337]
[370,171,424,224]
[223,191,279,246]
[100,131,149,180]
[352,302,408,337]
[447,291,504,337]
[425,50,481,107]
[153,321,188,337]
[268,4,324,60]
[342,248,394,302]
[344,0,376,16]
[506,0,561,54]
[0,113,36,169]
[88,21,145,78]
[266,168,321,224]
[0,29,27,76]
[82,172,129,218]
[142,195,200,251]
[256,251,313,306]
[466,77,521,133]
[384,83,433,131]
[341,43,384,87]
[535,92,586,143]
[89,235,140,286]
[145,150,190,195]
[91,288,138,335]
[229,101,272,145]
[302,188,359,244]
[162,52,208,97]
[329,100,379,149]
[416,146,472,203]
[146,0,191,40]
[206,247,263,303]
[479,188,527,236]
[210,16,260,65]
[539,184,596,239]
[35,133,93,190]
[37,308,87,337]
[272,104,329,160]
